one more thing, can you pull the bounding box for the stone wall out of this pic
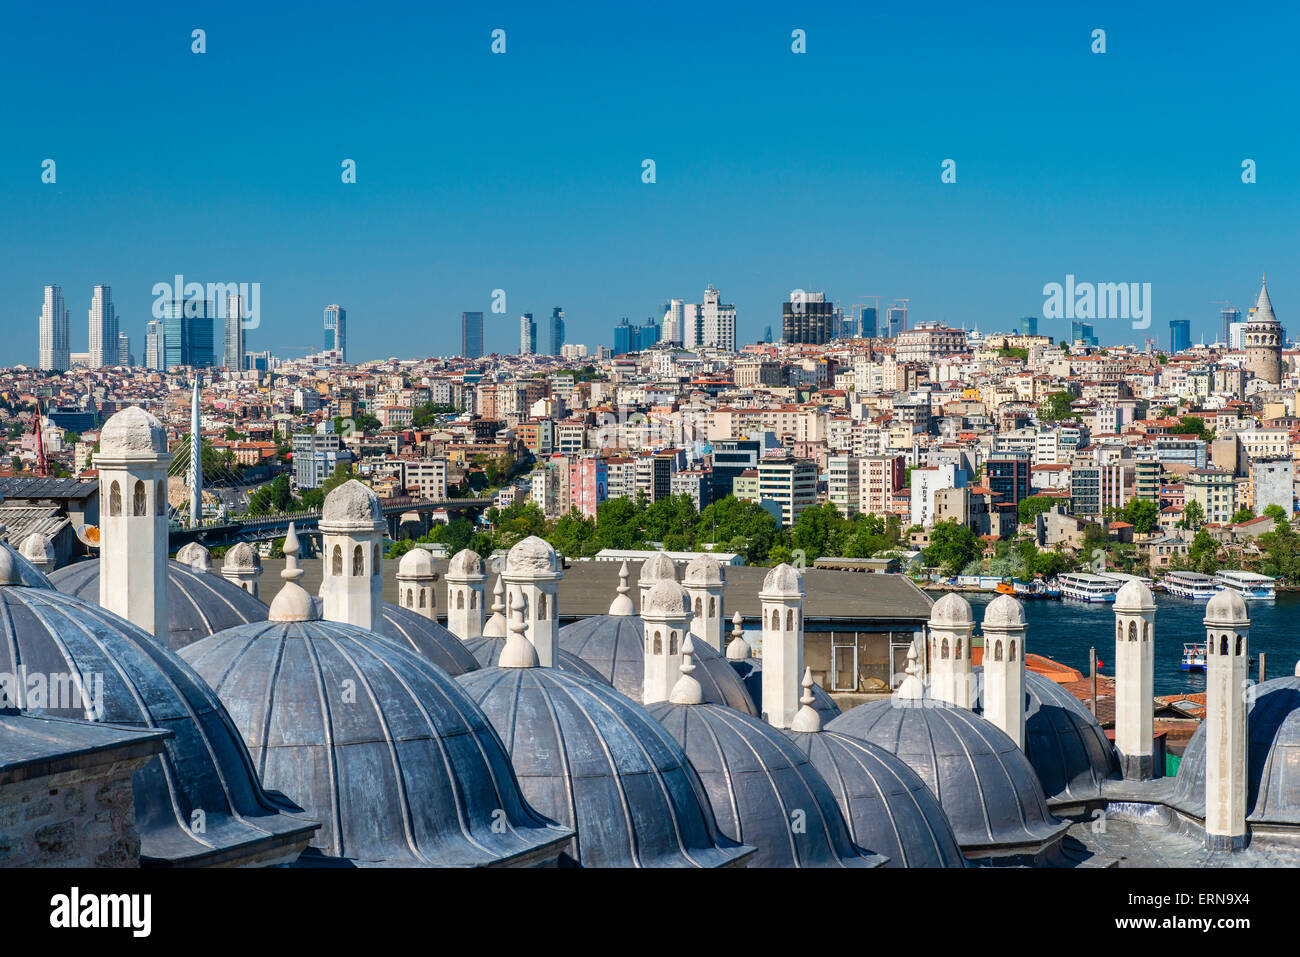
[0,758,152,867]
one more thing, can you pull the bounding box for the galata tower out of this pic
[1244,274,1282,385]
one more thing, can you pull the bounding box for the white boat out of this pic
[1055,573,1122,603]
[1213,570,1276,601]
[1163,571,1220,600]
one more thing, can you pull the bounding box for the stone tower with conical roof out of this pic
[1245,274,1282,385]
[319,479,384,631]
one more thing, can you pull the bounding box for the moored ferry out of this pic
[1213,570,1276,601]
[1163,571,1220,600]
[1181,642,1207,672]
[1055,573,1122,603]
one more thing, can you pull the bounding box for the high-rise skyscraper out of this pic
[88,285,118,367]
[38,284,70,371]
[1070,320,1098,347]
[661,300,684,346]
[1019,316,1039,337]
[549,307,566,355]
[781,290,833,345]
[161,298,216,369]
[323,304,346,361]
[223,295,246,370]
[886,303,907,338]
[1220,305,1242,346]
[520,313,537,355]
[145,320,164,370]
[462,311,484,358]
[860,306,877,339]
[117,332,130,367]
[1169,319,1191,354]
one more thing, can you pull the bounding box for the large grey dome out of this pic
[457,665,753,868]
[51,558,270,651]
[828,699,1069,856]
[0,582,315,865]
[647,700,882,867]
[728,656,840,726]
[1170,674,1300,826]
[180,618,570,866]
[786,727,966,868]
[559,614,757,714]
[463,635,607,683]
[974,668,1120,805]
[379,601,480,676]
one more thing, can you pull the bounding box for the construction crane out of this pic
[31,397,47,477]
[856,296,883,339]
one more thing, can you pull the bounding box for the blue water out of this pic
[965,592,1300,696]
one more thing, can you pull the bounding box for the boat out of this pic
[1213,570,1276,601]
[1163,571,1220,600]
[1055,572,1122,603]
[1181,642,1206,672]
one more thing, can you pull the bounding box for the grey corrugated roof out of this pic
[0,506,70,548]
[0,710,170,785]
[0,477,98,500]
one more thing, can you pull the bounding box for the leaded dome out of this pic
[462,635,607,683]
[379,601,480,676]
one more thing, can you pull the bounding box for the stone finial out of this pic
[726,612,751,660]
[483,576,507,637]
[608,561,635,616]
[268,524,317,622]
[668,636,704,705]
[176,541,212,572]
[896,644,925,701]
[790,667,823,733]
[498,594,538,669]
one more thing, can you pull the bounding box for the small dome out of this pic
[397,547,435,578]
[447,548,484,578]
[19,533,53,566]
[176,541,212,572]
[638,551,676,586]
[506,535,558,574]
[320,479,383,529]
[930,592,973,626]
[51,559,269,652]
[222,541,261,572]
[787,729,967,868]
[99,406,166,455]
[1206,588,1249,624]
[983,593,1026,628]
[684,554,725,586]
[1170,673,1300,826]
[0,585,314,864]
[828,699,1068,856]
[1114,579,1155,613]
[560,615,758,715]
[648,700,882,867]
[643,579,690,617]
[0,538,57,589]
[463,635,607,682]
[182,618,568,866]
[974,668,1120,804]
[761,563,804,598]
[457,665,753,867]
[380,602,480,676]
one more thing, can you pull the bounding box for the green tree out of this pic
[1040,391,1075,422]
[1231,506,1256,525]
[922,521,982,576]
[1187,529,1220,574]
[1180,498,1205,530]
[1117,497,1159,534]
[1018,495,1056,525]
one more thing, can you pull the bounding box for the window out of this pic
[694,597,702,616]
[373,544,380,569]
[419,590,426,609]
[1128,621,1136,642]
[956,638,963,659]
[1143,621,1150,641]
[470,590,477,609]
[654,631,662,654]
[1010,640,1017,662]
[1220,634,1228,656]
[331,545,342,576]
[353,545,364,576]
[670,631,678,654]
[771,610,780,630]
[109,481,122,516]
[709,597,716,616]
[157,480,166,515]
[1235,634,1243,656]
[457,590,464,610]
[994,640,1003,662]
[537,593,547,619]
[133,480,147,516]
[786,610,794,630]
[406,588,413,607]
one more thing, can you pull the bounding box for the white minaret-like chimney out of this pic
[981,594,1027,749]
[1204,590,1250,851]
[396,547,438,618]
[759,563,805,730]
[683,554,726,653]
[19,533,54,573]
[502,536,562,667]
[638,551,676,609]
[641,578,692,704]
[928,592,975,708]
[445,549,487,639]
[95,406,171,643]
[220,542,263,598]
[1114,579,1156,780]
[176,541,212,572]
[319,479,385,632]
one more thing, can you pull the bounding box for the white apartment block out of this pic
[39,284,71,371]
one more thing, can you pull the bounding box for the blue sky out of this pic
[1,0,1296,363]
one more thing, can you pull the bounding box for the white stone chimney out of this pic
[396,547,437,618]
[176,541,212,572]
[95,406,171,643]
[319,479,385,631]
[221,542,262,598]
[638,551,676,609]
[1114,579,1156,780]
[18,533,54,574]
[445,548,487,639]
[502,536,561,667]
[1204,590,1250,850]
[759,563,805,730]
[981,594,1027,749]
[641,579,692,704]
[684,554,726,653]
[928,592,975,708]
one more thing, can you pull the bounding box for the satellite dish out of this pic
[75,524,100,549]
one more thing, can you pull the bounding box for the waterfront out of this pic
[965,592,1300,696]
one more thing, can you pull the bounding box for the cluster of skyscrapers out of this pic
[465,306,566,359]
[39,284,125,371]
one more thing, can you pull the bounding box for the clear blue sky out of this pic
[2,0,1296,363]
